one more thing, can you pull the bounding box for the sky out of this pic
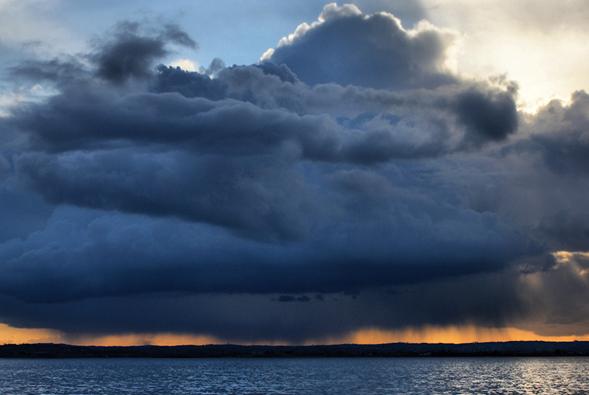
[0,0,588,345]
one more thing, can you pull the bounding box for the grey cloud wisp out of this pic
[0,3,588,342]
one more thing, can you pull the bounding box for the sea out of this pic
[0,357,587,394]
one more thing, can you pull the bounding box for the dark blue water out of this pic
[0,357,588,394]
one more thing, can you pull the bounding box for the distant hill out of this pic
[1,342,589,358]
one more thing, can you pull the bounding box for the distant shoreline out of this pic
[1,341,589,358]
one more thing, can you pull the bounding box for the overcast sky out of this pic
[0,0,588,345]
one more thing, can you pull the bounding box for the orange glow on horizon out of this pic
[2,323,589,346]
[325,326,589,345]
[0,324,63,344]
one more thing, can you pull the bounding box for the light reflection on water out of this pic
[0,357,587,394]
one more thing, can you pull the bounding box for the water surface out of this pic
[1,357,588,394]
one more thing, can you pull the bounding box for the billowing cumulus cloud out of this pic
[0,3,588,342]
[263,3,457,90]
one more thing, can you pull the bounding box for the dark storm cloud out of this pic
[523,91,589,174]
[538,212,589,251]
[0,4,588,342]
[17,150,312,242]
[254,62,298,84]
[0,265,561,342]
[153,64,227,99]
[0,193,529,303]
[11,66,518,159]
[491,90,589,253]
[10,57,86,84]
[452,88,519,144]
[92,21,197,83]
[0,187,50,243]
[276,295,312,303]
[7,21,197,88]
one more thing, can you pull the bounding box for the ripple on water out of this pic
[0,357,588,394]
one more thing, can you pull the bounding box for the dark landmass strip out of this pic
[1,342,589,358]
